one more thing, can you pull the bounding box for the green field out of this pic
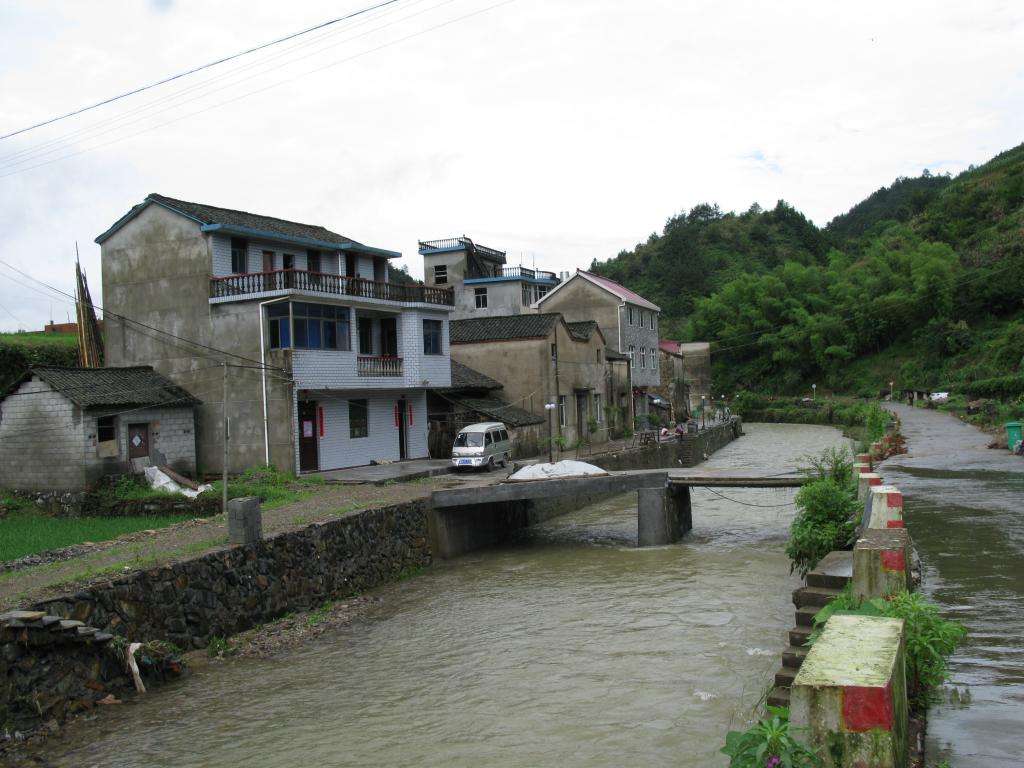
[0,331,78,348]
[0,506,192,563]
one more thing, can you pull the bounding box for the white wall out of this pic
[314,391,428,469]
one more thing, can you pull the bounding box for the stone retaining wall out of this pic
[32,500,432,651]
[583,417,742,471]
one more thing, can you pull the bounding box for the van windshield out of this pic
[454,432,484,448]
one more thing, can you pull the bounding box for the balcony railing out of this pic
[498,266,559,281]
[357,355,403,377]
[210,269,454,306]
[418,236,506,260]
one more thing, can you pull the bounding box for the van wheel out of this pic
[500,454,508,468]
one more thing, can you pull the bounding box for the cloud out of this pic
[149,0,174,12]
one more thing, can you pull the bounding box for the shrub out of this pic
[721,707,820,768]
[800,446,854,489]
[785,477,860,577]
[811,587,966,712]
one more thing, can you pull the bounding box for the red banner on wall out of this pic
[408,401,414,426]
[317,406,325,437]
[394,404,400,428]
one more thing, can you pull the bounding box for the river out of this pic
[38,423,849,768]
[881,403,1024,768]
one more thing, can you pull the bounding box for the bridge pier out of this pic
[637,485,692,547]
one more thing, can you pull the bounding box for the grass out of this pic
[0,331,78,348]
[206,466,325,510]
[0,509,194,562]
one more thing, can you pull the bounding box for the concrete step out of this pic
[795,606,818,627]
[774,666,797,688]
[792,585,842,609]
[766,686,790,709]
[782,645,809,669]
[789,625,812,646]
[807,550,853,590]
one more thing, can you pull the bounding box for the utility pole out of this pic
[222,361,229,516]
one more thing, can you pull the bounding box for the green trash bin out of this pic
[1007,422,1023,452]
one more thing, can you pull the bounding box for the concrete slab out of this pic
[314,459,452,485]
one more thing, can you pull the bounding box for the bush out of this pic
[800,446,854,488]
[786,477,860,577]
[811,588,967,713]
[721,707,820,768]
[205,465,323,510]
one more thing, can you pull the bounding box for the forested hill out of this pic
[590,143,1024,403]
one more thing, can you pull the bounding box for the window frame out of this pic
[434,264,448,285]
[627,306,634,325]
[348,399,369,439]
[593,393,603,423]
[423,318,443,356]
[283,302,351,351]
[97,415,116,443]
[558,394,567,427]
[230,237,248,274]
[474,286,488,309]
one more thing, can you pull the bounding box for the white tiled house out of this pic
[98,193,453,474]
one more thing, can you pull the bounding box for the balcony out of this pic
[210,269,454,307]
[358,355,403,377]
[418,236,506,261]
[497,266,558,281]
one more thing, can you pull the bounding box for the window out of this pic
[640,348,646,368]
[282,253,295,270]
[434,264,448,285]
[594,393,603,423]
[651,349,657,370]
[522,284,532,306]
[596,348,602,363]
[499,428,509,442]
[97,415,116,442]
[267,303,292,349]
[475,287,488,308]
[485,431,494,446]
[628,306,634,325]
[629,344,635,361]
[537,285,549,299]
[551,343,558,362]
[307,250,321,274]
[423,319,443,355]
[357,316,373,354]
[558,395,567,427]
[290,302,350,350]
[230,237,248,274]
[349,399,368,439]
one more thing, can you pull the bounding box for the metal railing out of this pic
[210,269,454,306]
[498,266,559,281]
[418,236,506,261]
[357,355,403,377]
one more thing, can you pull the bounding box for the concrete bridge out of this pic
[428,469,808,558]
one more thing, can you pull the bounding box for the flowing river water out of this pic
[37,422,847,768]
[35,413,1024,767]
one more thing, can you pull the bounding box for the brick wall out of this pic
[619,304,661,387]
[113,407,197,475]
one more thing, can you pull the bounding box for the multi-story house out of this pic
[449,314,609,448]
[535,270,661,422]
[97,193,453,474]
[418,236,560,320]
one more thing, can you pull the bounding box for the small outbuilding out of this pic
[0,366,201,491]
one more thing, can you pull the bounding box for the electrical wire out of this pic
[0,0,407,141]
[0,0,518,178]
[695,485,796,508]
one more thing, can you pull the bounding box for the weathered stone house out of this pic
[96,193,453,474]
[660,340,712,414]
[449,313,609,447]
[535,270,661,421]
[654,341,691,421]
[0,366,200,491]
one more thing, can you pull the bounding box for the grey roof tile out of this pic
[449,314,561,344]
[9,366,201,409]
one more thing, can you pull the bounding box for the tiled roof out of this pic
[448,361,502,391]
[538,270,660,312]
[96,194,398,257]
[604,348,630,361]
[450,314,561,344]
[659,339,684,356]
[447,395,545,427]
[565,320,600,342]
[11,366,201,409]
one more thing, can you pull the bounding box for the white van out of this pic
[451,422,511,471]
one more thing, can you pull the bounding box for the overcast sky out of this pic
[1,0,1021,331]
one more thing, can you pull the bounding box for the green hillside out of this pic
[0,332,79,392]
[590,143,1024,423]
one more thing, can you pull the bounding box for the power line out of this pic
[0,0,435,171]
[0,0,406,142]
[0,0,518,179]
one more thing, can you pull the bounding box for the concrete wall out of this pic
[678,342,711,410]
[112,406,197,475]
[0,377,89,491]
[312,391,429,469]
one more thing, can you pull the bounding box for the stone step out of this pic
[782,644,809,669]
[774,666,797,688]
[792,585,842,609]
[766,686,790,709]
[789,625,812,646]
[807,550,853,590]
[795,606,818,627]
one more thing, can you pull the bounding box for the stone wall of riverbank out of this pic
[584,417,742,471]
[32,500,431,652]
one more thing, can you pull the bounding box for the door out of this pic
[576,393,588,440]
[396,398,408,460]
[128,423,150,459]
[380,318,398,357]
[262,251,274,290]
[298,401,318,472]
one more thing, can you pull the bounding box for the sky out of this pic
[0,0,1022,332]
